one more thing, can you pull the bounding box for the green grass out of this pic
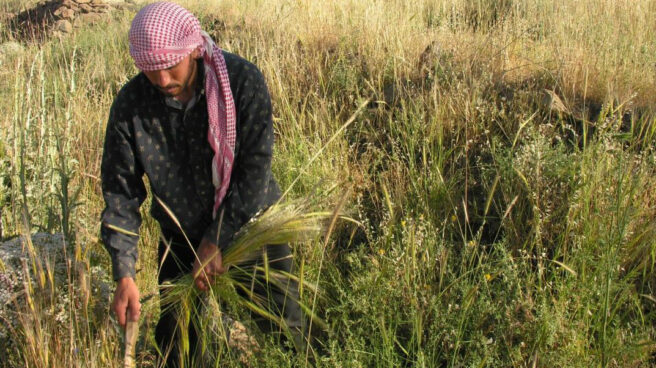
[0,0,655,366]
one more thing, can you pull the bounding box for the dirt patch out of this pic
[6,0,134,42]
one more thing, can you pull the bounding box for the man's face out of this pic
[143,50,198,98]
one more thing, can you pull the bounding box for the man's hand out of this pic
[112,277,141,329]
[192,238,227,291]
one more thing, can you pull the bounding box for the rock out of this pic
[200,297,260,364]
[0,233,113,350]
[61,0,79,10]
[56,19,72,32]
[383,82,398,107]
[0,234,69,283]
[0,41,25,56]
[52,6,75,19]
[0,233,65,263]
[541,89,570,115]
[80,13,102,23]
[0,11,13,22]
[417,41,440,79]
[110,3,128,10]
[224,315,260,364]
[60,8,76,19]
[79,4,93,13]
[8,0,123,42]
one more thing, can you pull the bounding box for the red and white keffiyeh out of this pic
[129,1,236,218]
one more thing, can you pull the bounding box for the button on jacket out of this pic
[100,52,280,280]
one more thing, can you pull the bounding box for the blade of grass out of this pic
[305,188,350,364]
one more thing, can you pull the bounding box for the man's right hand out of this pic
[112,277,141,329]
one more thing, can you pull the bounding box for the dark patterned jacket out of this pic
[100,52,280,280]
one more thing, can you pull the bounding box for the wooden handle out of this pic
[124,321,139,368]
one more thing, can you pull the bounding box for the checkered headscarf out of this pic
[129,1,236,218]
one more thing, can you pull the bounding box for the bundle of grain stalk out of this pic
[124,199,344,366]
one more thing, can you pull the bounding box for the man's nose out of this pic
[155,71,171,87]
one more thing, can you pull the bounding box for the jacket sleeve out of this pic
[100,100,147,281]
[203,66,276,250]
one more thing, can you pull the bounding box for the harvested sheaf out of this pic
[126,199,348,366]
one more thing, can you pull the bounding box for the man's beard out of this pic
[157,84,182,97]
[156,61,196,98]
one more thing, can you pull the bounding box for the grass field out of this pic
[1,0,655,366]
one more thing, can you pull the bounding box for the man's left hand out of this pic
[192,238,227,291]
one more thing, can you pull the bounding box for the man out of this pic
[100,2,302,366]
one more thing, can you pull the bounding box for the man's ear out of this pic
[191,47,201,59]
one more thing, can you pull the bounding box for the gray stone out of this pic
[56,19,72,33]
[0,233,113,348]
[0,233,66,270]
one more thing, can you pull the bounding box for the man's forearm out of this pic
[101,223,139,280]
